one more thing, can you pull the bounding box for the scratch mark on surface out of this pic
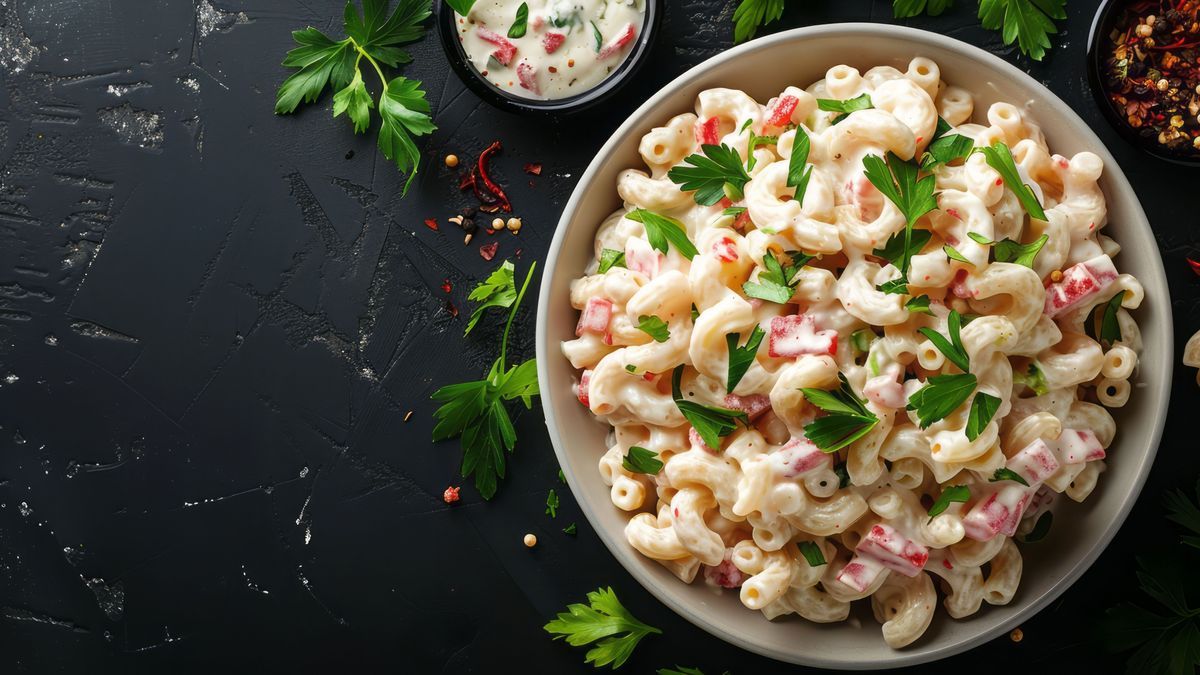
[296,565,348,626]
[69,320,139,343]
[1,606,90,633]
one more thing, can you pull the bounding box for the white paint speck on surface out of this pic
[97,103,165,150]
[196,0,249,39]
[0,0,38,74]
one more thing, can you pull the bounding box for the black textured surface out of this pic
[0,1,1196,673]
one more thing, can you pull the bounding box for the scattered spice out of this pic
[506,217,522,232]
[424,218,439,231]
[441,279,452,293]
[524,162,543,175]
[1189,257,1200,275]
[345,149,355,160]
[443,486,461,503]
[404,410,414,422]
[459,141,513,213]
[523,533,538,547]
[480,241,499,261]
[1102,1,1200,158]
[1010,627,1024,643]
[445,299,459,317]
[1050,269,1064,282]
[445,153,459,168]
[492,217,505,230]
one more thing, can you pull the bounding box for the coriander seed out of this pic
[506,217,521,232]
[1050,270,1063,282]
[445,154,459,168]
[492,217,504,231]
[1010,628,1023,643]
[523,533,537,548]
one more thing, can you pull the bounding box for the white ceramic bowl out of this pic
[535,23,1172,669]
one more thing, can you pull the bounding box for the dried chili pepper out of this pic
[523,162,543,176]
[1188,257,1200,275]
[476,141,512,212]
[424,218,439,231]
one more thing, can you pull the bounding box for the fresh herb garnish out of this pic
[731,0,785,43]
[544,587,662,669]
[873,229,932,269]
[598,248,626,274]
[917,309,971,372]
[563,522,577,535]
[965,391,1000,442]
[943,245,973,265]
[990,467,1031,487]
[1021,510,1053,542]
[788,127,813,202]
[626,209,699,260]
[742,250,811,304]
[658,667,708,675]
[817,93,874,123]
[906,294,932,314]
[276,0,435,194]
[800,373,880,453]
[907,373,977,428]
[1099,290,1126,344]
[850,329,875,354]
[744,125,779,172]
[834,461,851,488]
[623,446,664,474]
[920,117,974,169]
[978,0,1066,62]
[558,468,566,483]
[967,232,1049,268]
[722,206,747,217]
[976,141,1047,220]
[590,21,603,52]
[893,0,955,17]
[862,152,938,279]
[624,364,638,373]
[928,485,970,521]
[1013,362,1049,396]
[507,2,529,37]
[726,326,766,393]
[798,541,828,566]
[637,315,671,343]
[465,260,517,335]
[444,0,476,14]
[431,262,539,499]
[672,366,748,449]
[668,144,752,206]
[876,277,910,295]
[546,488,560,517]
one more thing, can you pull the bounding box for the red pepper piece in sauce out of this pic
[476,27,517,66]
[542,32,566,54]
[597,22,636,60]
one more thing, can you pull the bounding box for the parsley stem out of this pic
[349,37,389,89]
[500,262,537,371]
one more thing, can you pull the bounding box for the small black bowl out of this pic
[1086,0,1200,167]
[436,0,660,116]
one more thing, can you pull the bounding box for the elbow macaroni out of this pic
[561,59,1141,649]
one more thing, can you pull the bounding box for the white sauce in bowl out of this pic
[455,0,645,101]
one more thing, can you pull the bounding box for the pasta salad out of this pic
[560,58,1144,648]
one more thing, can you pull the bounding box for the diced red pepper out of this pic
[477,27,517,66]
[768,314,837,358]
[712,236,739,262]
[516,61,540,95]
[855,524,929,577]
[542,32,566,53]
[765,94,799,128]
[703,551,747,588]
[836,555,886,593]
[776,436,830,477]
[1058,428,1105,464]
[733,210,752,230]
[963,485,1031,541]
[723,393,771,420]
[576,370,592,408]
[1007,438,1060,484]
[625,237,661,278]
[1044,255,1118,317]
[597,22,636,60]
[696,116,720,146]
[575,297,612,336]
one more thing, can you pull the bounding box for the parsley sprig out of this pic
[430,261,539,499]
[731,0,785,43]
[673,366,748,449]
[990,467,1030,486]
[800,374,880,453]
[978,0,1066,62]
[623,446,664,474]
[726,326,766,393]
[893,0,954,17]
[627,209,698,260]
[598,248,626,274]
[545,587,662,669]
[465,260,517,334]
[976,141,1047,220]
[862,152,938,279]
[276,0,435,194]
[921,117,975,169]
[917,310,970,372]
[668,144,752,206]
[966,231,1049,268]
[928,485,970,521]
[788,127,813,202]
[909,310,991,430]
[797,541,827,566]
[637,315,671,343]
[742,250,812,304]
[817,93,874,124]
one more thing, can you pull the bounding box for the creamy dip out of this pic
[455,0,645,101]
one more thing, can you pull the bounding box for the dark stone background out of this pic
[0,0,1195,672]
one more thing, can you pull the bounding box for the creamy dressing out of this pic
[455,0,645,100]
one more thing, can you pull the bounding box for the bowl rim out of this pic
[1085,0,1200,167]
[536,22,1172,669]
[435,0,661,115]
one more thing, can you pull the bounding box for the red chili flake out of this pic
[480,242,499,261]
[524,162,543,176]
[445,300,458,317]
[424,218,439,231]
[443,486,461,503]
[942,559,953,570]
[441,279,452,293]
[1188,258,1200,276]
[515,248,523,257]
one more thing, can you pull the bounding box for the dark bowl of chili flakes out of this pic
[1088,0,1200,166]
